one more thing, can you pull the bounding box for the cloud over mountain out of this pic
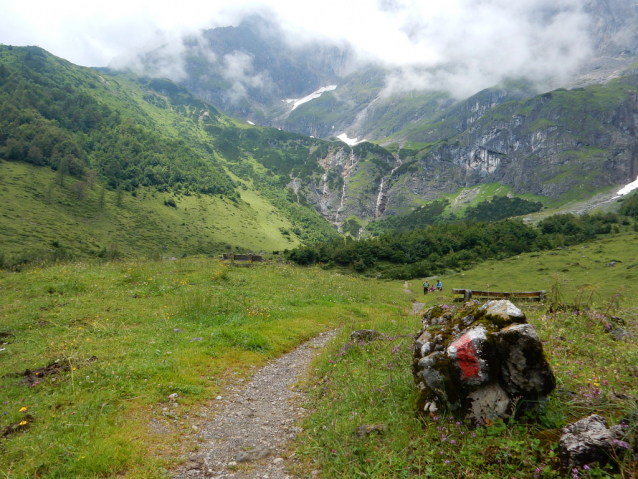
[3,0,636,99]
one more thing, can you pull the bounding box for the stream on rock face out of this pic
[374,159,402,219]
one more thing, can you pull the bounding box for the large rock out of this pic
[559,414,628,471]
[411,300,555,421]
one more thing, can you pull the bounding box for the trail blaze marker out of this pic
[451,334,481,380]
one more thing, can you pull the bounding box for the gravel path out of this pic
[173,330,337,479]
[402,281,413,294]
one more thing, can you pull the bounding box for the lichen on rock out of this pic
[411,300,555,421]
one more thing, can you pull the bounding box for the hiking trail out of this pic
[172,331,337,479]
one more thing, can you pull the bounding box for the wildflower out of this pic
[331,449,336,454]
[613,439,630,449]
[19,420,27,426]
[583,465,590,470]
[450,440,456,445]
[19,407,27,413]
[444,460,450,464]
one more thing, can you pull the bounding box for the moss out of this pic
[415,300,555,420]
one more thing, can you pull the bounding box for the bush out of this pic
[620,192,638,217]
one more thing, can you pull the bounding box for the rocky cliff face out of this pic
[292,76,638,227]
[117,3,638,229]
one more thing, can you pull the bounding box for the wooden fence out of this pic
[451,288,546,302]
[221,253,264,266]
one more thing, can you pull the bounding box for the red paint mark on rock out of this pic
[453,334,480,380]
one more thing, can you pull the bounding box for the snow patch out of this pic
[247,120,255,125]
[284,85,337,110]
[613,175,638,198]
[337,133,366,146]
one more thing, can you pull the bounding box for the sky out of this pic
[0,0,601,97]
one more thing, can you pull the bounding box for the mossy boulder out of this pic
[412,300,555,421]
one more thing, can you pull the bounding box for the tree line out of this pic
[288,209,633,279]
[0,46,237,198]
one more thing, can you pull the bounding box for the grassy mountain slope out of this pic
[0,46,345,265]
[0,161,299,263]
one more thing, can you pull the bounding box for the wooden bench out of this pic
[451,288,546,302]
[221,253,264,266]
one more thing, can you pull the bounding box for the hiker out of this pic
[423,280,429,295]
[436,280,442,291]
[429,285,436,293]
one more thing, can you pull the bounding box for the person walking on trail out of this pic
[436,280,443,291]
[423,280,429,295]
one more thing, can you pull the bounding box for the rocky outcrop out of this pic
[288,76,638,227]
[559,414,629,471]
[411,300,555,421]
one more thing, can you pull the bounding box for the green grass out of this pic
[436,232,638,302]
[0,161,299,264]
[293,233,638,478]
[0,257,408,478]
[443,182,550,214]
[1,233,637,477]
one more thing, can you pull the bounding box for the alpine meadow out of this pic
[2,2,638,478]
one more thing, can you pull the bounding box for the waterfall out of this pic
[373,159,402,219]
[374,177,385,218]
[335,178,347,224]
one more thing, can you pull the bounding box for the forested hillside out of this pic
[0,46,344,265]
[290,208,635,279]
[0,46,236,197]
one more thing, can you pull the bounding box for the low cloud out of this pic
[221,51,270,103]
[1,0,629,99]
[374,0,594,97]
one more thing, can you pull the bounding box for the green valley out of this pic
[1,233,636,477]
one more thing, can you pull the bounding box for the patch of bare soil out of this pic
[172,331,337,479]
[3,356,97,386]
[402,281,412,294]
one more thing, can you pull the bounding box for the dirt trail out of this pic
[402,281,413,294]
[173,331,337,479]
